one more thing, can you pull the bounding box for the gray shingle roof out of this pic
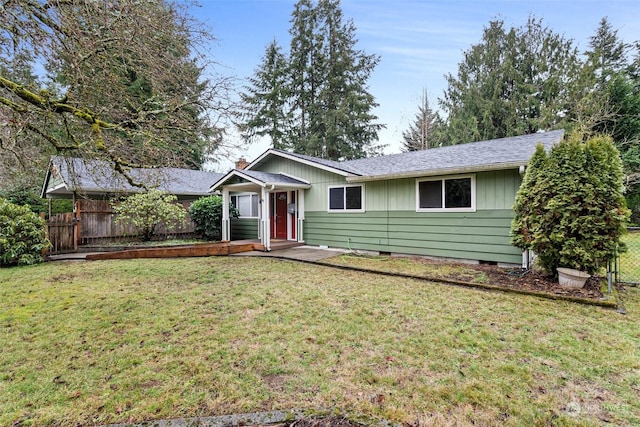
[343,130,564,179]
[263,130,564,180]
[209,168,311,191]
[45,156,223,197]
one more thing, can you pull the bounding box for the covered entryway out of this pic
[210,169,311,251]
[270,191,297,241]
[271,191,288,239]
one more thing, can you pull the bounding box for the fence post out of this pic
[607,259,612,294]
[615,244,620,284]
[74,200,81,249]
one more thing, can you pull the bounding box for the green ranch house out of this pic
[212,130,564,266]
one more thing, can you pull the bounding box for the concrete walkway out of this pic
[47,252,108,261]
[232,245,348,262]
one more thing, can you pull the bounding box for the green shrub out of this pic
[112,190,187,241]
[189,195,239,241]
[0,198,50,267]
[511,133,630,276]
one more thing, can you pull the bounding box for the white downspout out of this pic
[221,187,230,242]
[261,185,271,251]
[298,189,305,243]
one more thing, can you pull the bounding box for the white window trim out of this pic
[327,184,365,213]
[231,193,260,218]
[416,174,476,212]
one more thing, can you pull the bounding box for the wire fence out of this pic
[616,230,640,285]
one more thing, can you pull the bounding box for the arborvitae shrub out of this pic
[511,133,629,276]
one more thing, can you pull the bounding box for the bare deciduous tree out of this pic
[0,0,236,183]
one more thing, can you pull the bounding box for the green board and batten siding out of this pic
[304,210,519,263]
[253,156,523,264]
[230,218,259,240]
[257,156,351,211]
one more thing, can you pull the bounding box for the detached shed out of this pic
[41,156,223,249]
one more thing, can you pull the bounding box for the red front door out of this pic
[271,192,288,239]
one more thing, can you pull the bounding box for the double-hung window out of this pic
[328,185,364,212]
[231,193,259,217]
[416,175,475,212]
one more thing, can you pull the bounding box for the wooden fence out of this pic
[46,199,197,253]
[77,200,197,245]
[46,212,78,254]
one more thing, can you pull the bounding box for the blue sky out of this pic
[189,0,640,170]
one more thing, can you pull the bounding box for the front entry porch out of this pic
[211,169,311,252]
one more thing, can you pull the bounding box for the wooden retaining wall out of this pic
[85,242,258,260]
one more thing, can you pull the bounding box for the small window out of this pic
[416,175,475,212]
[231,193,259,217]
[328,185,364,212]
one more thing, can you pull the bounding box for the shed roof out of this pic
[42,156,223,199]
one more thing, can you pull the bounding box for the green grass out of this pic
[1,257,639,426]
[323,254,490,283]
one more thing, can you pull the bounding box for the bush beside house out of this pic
[189,195,238,241]
[511,133,630,276]
[0,198,50,267]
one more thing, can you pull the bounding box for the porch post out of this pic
[297,189,305,243]
[261,186,271,251]
[221,187,230,242]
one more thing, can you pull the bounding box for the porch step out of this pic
[267,240,304,251]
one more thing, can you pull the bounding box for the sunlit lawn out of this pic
[1,257,639,426]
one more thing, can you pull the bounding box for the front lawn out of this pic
[1,257,639,426]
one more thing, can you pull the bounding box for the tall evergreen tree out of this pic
[583,18,638,141]
[440,17,579,143]
[312,0,384,160]
[576,19,640,222]
[402,89,445,151]
[238,40,291,150]
[288,0,325,152]
[571,17,629,137]
[588,17,629,84]
[239,0,384,160]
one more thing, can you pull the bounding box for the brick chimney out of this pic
[235,157,249,170]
